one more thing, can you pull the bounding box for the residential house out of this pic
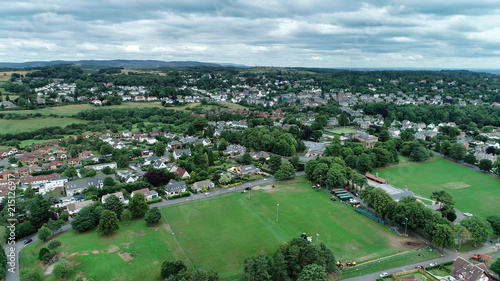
[101,191,126,203]
[116,170,139,183]
[67,200,94,215]
[18,167,30,177]
[353,132,379,148]
[251,151,271,160]
[85,162,117,171]
[143,155,160,165]
[152,159,166,169]
[173,149,192,160]
[67,158,81,167]
[65,174,116,196]
[449,256,491,281]
[141,149,153,157]
[131,188,159,201]
[19,173,61,190]
[223,144,246,157]
[39,177,68,194]
[48,160,63,170]
[192,180,214,192]
[176,167,190,179]
[165,179,187,196]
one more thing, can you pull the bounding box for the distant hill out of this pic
[0,60,248,68]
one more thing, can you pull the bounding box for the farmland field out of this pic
[0,102,165,116]
[19,220,179,281]
[161,176,431,280]
[375,157,500,219]
[0,117,86,134]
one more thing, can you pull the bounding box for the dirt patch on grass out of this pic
[118,251,135,263]
[149,226,159,231]
[107,245,120,253]
[91,250,99,254]
[443,182,470,189]
[120,242,133,249]
[43,263,55,276]
[154,261,159,264]
[402,240,426,249]
[356,253,379,262]
[129,230,146,236]
[80,251,90,256]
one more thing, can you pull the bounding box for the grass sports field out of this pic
[327,128,355,135]
[375,157,500,219]
[161,176,432,280]
[19,220,179,281]
[0,117,86,134]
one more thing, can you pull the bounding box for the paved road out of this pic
[343,241,500,281]
[151,171,306,208]
[3,224,72,281]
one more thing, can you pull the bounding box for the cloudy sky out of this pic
[1,0,500,68]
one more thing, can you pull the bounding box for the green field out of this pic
[161,177,426,280]
[0,102,165,116]
[0,117,86,134]
[375,157,500,219]
[327,128,355,135]
[19,220,179,281]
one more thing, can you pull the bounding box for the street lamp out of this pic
[404,217,408,237]
[276,204,279,222]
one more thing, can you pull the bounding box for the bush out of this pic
[145,207,162,224]
[146,198,163,205]
[168,192,191,200]
[53,260,73,279]
[38,247,51,262]
[20,268,41,281]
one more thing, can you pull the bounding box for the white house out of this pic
[131,188,159,201]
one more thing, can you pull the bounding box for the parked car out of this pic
[379,272,389,278]
[464,212,473,217]
[430,262,437,266]
[416,265,424,269]
[23,238,33,245]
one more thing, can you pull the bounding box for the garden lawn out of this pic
[19,220,179,281]
[0,117,86,134]
[161,176,414,280]
[375,157,500,219]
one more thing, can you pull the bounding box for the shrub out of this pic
[53,260,73,279]
[38,247,51,262]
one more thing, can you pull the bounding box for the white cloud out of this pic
[0,0,499,67]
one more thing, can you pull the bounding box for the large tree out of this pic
[491,259,500,275]
[96,210,119,235]
[325,164,345,188]
[486,216,500,241]
[431,190,455,211]
[37,226,51,242]
[460,216,494,247]
[144,207,162,225]
[449,143,467,162]
[154,142,166,156]
[478,159,493,172]
[71,204,98,232]
[103,195,123,219]
[269,154,282,173]
[297,264,328,281]
[27,194,51,228]
[129,193,149,219]
[432,224,454,250]
[243,255,272,281]
[356,153,373,173]
[160,260,187,280]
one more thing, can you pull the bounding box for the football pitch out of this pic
[160,177,419,280]
[375,157,500,219]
